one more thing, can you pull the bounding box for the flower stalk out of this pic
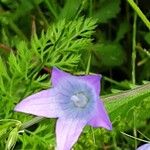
[127,0,150,30]
[102,82,150,102]
[21,117,44,130]
[131,0,137,85]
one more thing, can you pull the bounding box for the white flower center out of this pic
[71,92,89,108]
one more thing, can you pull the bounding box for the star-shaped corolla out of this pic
[14,67,112,150]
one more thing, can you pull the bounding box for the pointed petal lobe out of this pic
[52,67,102,95]
[88,99,112,130]
[56,117,87,150]
[14,89,61,118]
[79,74,101,95]
[51,67,70,86]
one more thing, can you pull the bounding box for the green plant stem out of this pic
[131,0,137,85]
[132,20,138,145]
[132,5,138,141]
[133,110,137,149]
[137,58,149,66]
[36,6,49,29]
[136,46,150,58]
[103,76,130,90]
[85,52,95,144]
[45,0,58,20]
[102,82,150,102]
[85,53,91,74]
[112,134,117,149]
[137,130,150,141]
[74,1,84,19]
[127,0,150,30]
[121,132,150,143]
[89,0,92,16]
[0,43,12,52]
[91,127,95,144]
[21,117,44,130]
[9,22,28,42]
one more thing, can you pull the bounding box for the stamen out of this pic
[71,92,89,108]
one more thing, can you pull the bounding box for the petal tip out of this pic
[106,123,113,131]
[14,102,24,113]
[102,117,113,131]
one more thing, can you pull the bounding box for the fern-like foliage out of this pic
[31,18,96,71]
[0,18,96,149]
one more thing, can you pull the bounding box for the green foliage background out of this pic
[0,0,150,149]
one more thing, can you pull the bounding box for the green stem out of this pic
[112,134,117,149]
[133,111,137,149]
[131,0,137,85]
[21,117,44,130]
[36,6,49,29]
[45,0,58,20]
[89,0,92,16]
[102,82,150,102]
[74,1,84,20]
[121,132,150,143]
[127,0,150,30]
[103,76,130,90]
[136,46,150,58]
[85,51,94,143]
[9,22,28,42]
[137,130,150,141]
[91,127,95,144]
[85,53,91,74]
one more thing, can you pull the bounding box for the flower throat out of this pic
[71,92,89,108]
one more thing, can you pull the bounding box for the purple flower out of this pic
[137,144,150,150]
[14,67,112,150]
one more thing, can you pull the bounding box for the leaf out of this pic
[0,18,97,123]
[58,0,82,20]
[144,32,150,45]
[0,57,9,79]
[5,128,18,150]
[115,21,129,42]
[93,0,121,23]
[103,82,150,121]
[0,0,44,23]
[92,42,125,68]
[31,18,97,71]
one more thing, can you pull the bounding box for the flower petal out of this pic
[136,144,150,150]
[51,67,70,87]
[88,99,112,130]
[79,74,101,95]
[14,89,61,118]
[52,67,101,95]
[56,116,87,150]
